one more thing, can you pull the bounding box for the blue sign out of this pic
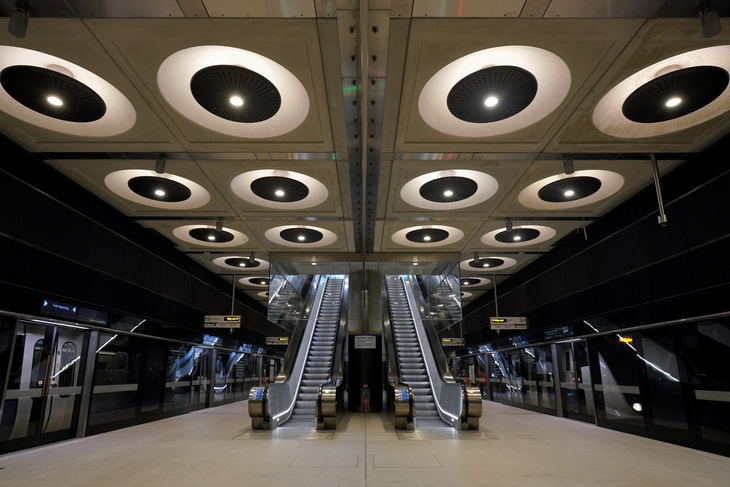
[252,388,264,400]
[397,389,408,401]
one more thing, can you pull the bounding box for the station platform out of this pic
[1,400,728,487]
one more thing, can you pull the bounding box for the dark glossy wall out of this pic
[0,135,286,344]
[462,136,730,344]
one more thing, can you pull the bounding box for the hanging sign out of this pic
[354,335,376,349]
[441,338,465,346]
[490,317,528,330]
[266,337,289,346]
[204,315,241,328]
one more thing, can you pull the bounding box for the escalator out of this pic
[384,275,482,430]
[249,275,348,430]
[386,277,445,426]
[288,278,343,422]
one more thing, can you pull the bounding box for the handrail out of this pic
[327,276,349,382]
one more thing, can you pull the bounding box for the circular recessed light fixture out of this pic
[482,225,557,247]
[157,46,309,138]
[519,170,623,210]
[461,292,473,299]
[391,225,464,248]
[0,47,136,136]
[447,66,537,123]
[191,65,281,123]
[105,170,210,210]
[173,225,248,247]
[419,46,571,137]
[460,257,516,272]
[265,225,337,248]
[402,169,498,210]
[213,256,269,271]
[460,277,491,287]
[593,46,730,138]
[239,277,270,288]
[231,169,327,209]
[257,291,269,299]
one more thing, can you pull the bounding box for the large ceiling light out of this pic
[0,46,135,136]
[459,257,516,272]
[593,46,730,138]
[265,225,337,248]
[481,225,557,247]
[239,277,270,288]
[460,277,491,287]
[518,170,624,210]
[213,255,269,271]
[105,169,210,210]
[230,169,328,210]
[401,169,499,210]
[418,46,571,137]
[157,46,309,138]
[391,225,464,248]
[172,224,248,247]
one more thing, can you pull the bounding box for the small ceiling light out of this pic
[513,236,522,241]
[230,96,244,106]
[665,97,681,107]
[632,403,643,412]
[154,189,165,196]
[423,235,432,241]
[297,235,305,241]
[239,263,245,267]
[413,262,418,266]
[444,190,454,197]
[484,96,498,107]
[564,190,575,197]
[275,190,285,197]
[312,262,317,266]
[208,235,216,241]
[483,263,489,268]
[260,280,266,285]
[47,96,62,106]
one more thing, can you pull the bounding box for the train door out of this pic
[0,320,89,454]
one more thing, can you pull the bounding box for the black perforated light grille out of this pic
[447,66,538,123]
[189,228,234,243]
[190,65,281,123]
[469,258,504,269]
[495,228,540,243]
[538,176,602,203]
[280,228,323,243]
[460,278,481,286]
[127,177,192,202]
[419,176,478,203]
[225,257,260,268]
[405,228,449,243]
[250,176,309,202]
[0,65,106,122]
[622,66,729,123]
[252,278,269,286]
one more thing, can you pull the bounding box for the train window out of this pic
[59,342,77,387]
[31,339,45,388]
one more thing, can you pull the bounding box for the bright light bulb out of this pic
[154,189,165,196]
[230,96,244,106]
[632,403,643,412]
[483,263,489,268]
[444,190,454,197]
[47,96,63,106]
[312,263,317,266]
[413,263,418,266]
[484,96,498,107]
[423,236,432,241]
[297,235,305,241]
[564,190,575,197]
[208,235,216,241]
[666,97,681,107]
[275,190,285,197]
[513,236,522,241]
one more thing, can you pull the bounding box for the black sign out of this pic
[544,325,574,341]
[40,298,108,326]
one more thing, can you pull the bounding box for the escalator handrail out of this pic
[327,276,349,383]
[382,277,401,386]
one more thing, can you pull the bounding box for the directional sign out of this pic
[204,315,241,328]
[441,338,465,346]
[490,317,528,330]
[266,337,289,346]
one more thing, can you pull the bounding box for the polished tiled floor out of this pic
[1,400,729,486]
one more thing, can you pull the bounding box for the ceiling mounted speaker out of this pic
[419,46,570,137]
[158,46,309,138]
[593,46,730,138]
[0,46,135,136]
